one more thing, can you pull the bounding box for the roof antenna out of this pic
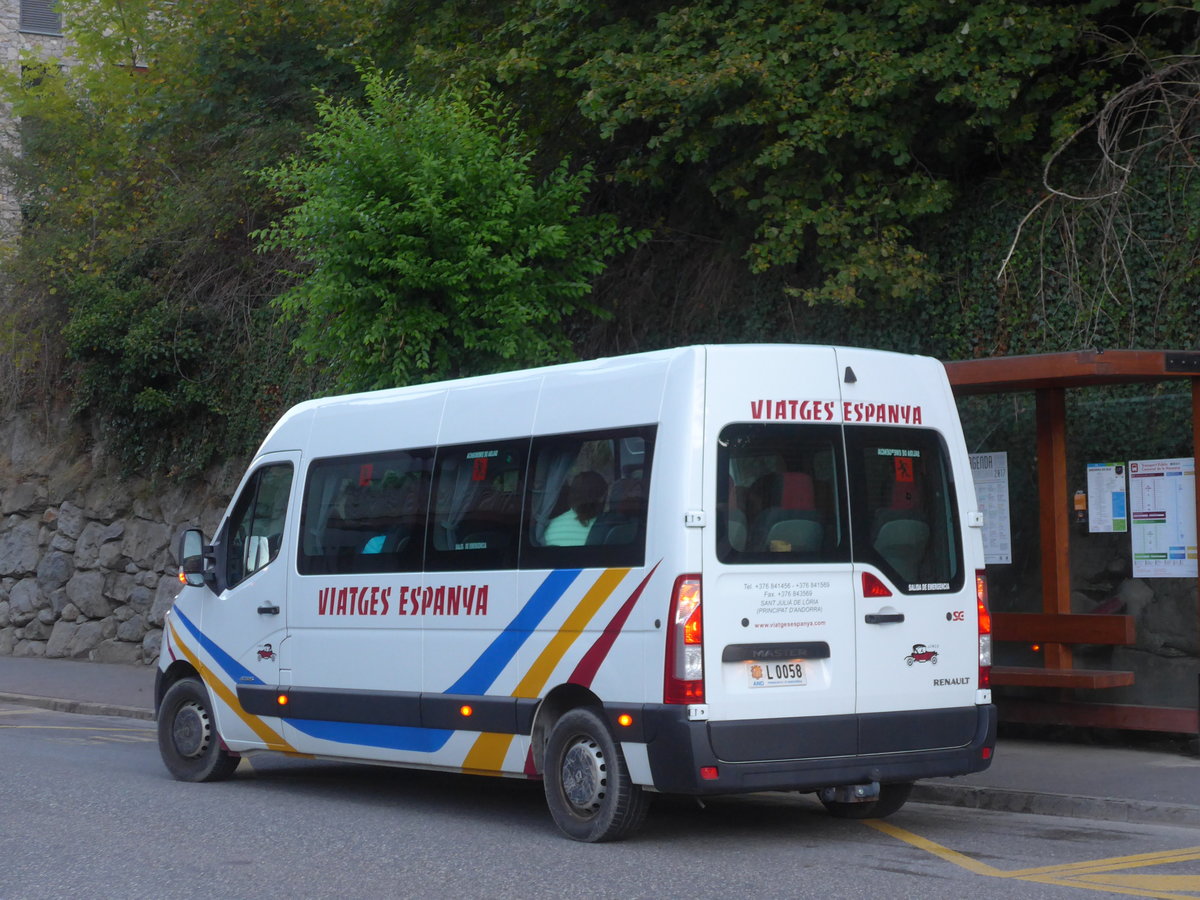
[844,366,857,384]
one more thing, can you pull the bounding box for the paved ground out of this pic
[2,654,1198,827]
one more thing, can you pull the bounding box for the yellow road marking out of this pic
[1078,875,1200,891]
[1021,874,1199,899]
[1010,847,1200,879]
[92,734,157,743]
[866,820,1007,877]
[0,708,41,716]
[866,820,1200,899]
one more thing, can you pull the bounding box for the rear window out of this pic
[845,426,962,592]
[716,423,962,592]
[716,423,849,564]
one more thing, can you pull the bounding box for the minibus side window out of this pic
[225,463,293,589]
[298,449,433,575]
[426,439,528,572]
[844,426,962,592]
[521,426,655,570]
[716,423,848,564]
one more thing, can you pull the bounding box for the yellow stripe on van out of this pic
[514,568,630,699]
[461,567,630,773]
[460,731,515,777]
[167,619,297,754]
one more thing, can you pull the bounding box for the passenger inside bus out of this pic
[585,477,647,546]
[543,471,607,546]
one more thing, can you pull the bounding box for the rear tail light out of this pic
[976,569,992,689]
[664,574,704,704]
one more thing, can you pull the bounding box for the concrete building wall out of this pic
[0,0,69,237]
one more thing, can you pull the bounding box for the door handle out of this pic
[865,613,904,624]
[257,604,280,615]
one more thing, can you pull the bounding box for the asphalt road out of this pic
[3,702,1199,900]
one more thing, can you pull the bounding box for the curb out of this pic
[0,691,155,722]
[912,782,1200,829]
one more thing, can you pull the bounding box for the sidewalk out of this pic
[0,654,155,720]
[915,737,1200,828]
[2,654,1198,828]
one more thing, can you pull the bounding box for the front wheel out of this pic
[157,676,239,783]
[543,707,648,842]
[820,781,913,819]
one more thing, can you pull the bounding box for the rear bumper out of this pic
[629,703,997,795]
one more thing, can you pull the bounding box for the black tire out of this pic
[821,781,913,820]
[543,707,648,842]
[157,677,239,783]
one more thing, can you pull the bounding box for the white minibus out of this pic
[158,344,996,841]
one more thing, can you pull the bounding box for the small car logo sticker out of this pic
[905,644,938,666]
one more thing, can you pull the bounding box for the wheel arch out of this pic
[155,659,201,713]
[529,682,603,776]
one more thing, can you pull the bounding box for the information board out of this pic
[1129,457,1197,578]
[1086,462,1128,533]
[970,451,1012,565]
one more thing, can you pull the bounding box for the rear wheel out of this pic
[543,707,648,842]
[157,677,239,782]
[820,781,913,819]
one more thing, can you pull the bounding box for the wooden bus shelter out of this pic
[943,349,1200,735]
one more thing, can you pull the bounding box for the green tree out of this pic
[256,70,641,391]
[382,0,1133,307]
[376,0,1200,336]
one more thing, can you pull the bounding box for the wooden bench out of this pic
[990,612,1136,689]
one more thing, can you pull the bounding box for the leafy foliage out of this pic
[387,0,1131,306]
[256,71,641,391]
[2,0,1199,481]
[0,0,373,475]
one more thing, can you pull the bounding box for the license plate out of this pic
[748,660,806,688]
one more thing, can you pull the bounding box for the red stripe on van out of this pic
[568,562,660,687]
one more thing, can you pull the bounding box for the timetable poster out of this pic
[1086,462,1128,533]
[1129,457,1197,578]
[969,451,1012,565]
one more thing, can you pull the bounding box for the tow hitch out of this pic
[818,782,880,804]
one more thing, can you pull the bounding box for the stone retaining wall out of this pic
[0,409,242,664]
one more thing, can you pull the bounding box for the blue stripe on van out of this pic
[284,719,452,752]
[172,606,264,686]
[283,570,581,753]
[177,570,581,754]
[446,568,581,695]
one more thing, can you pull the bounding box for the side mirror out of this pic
[178,528,214,590]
